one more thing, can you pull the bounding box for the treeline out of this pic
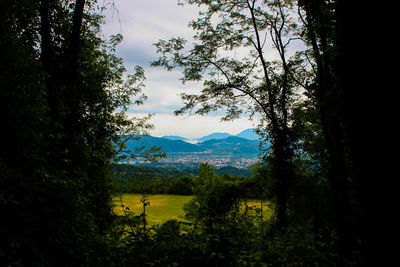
[112,163,255,196]
[113,163,253,179]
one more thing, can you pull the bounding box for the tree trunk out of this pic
[63,0,85,155]
[40,0,60,122]
[271,128,292,231]
[301,0,354,262]
[319,107,352,259]
[69,0,86,70]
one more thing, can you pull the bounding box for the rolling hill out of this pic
[199,136,259,154]
[123,133,261,156]
[195,129,260,141]
[235,129,259,140]
[124,135,205,153]
[120,130,265,167]
[161,135,188,141]
[196,132,233,141]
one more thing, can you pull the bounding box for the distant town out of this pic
[121,129,264,169]
[126,151,259,168]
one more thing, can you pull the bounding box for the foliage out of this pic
[260,224,339,266]
[111,163,253,195]
[106,163,338,266]
[0,0,160,265]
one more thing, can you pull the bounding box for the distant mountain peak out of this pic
[193,129,259,142]
[199,136,250,145]
[235,128,259,140]
[161,135,187,141]
[120,133,265,165]
[196,132,233,141]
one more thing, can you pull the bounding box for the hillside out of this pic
[120,133,262,167]
[124,135,205,153]
[196,132,232,141]
[199,136,259,154]
[161,135,187,141]
[123,135,261,156]
[236,129,259,140]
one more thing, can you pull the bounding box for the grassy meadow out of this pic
[113,193,273,226]
[113,194,193,225]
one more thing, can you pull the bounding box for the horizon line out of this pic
[151,128,256,139]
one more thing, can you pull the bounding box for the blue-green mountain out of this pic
[196,128,259,141]
[156,129,260,143]
[235,128,259,140]
[161,135,188,141]
[123,134,261,156]
[196,132,233,141]
[125,135,204,153]
[199,136,260,154]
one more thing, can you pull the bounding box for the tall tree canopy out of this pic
[0,0,158,265]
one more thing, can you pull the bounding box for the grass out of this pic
[113,194,193,226]
[114,193,274,226]
[242,199,274,221]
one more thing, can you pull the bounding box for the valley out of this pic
[132,151,258,168]
[121,129,265,168]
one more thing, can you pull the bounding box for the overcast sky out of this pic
[101,0,255,138]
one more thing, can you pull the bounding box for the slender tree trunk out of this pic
[319,108,352,259]
[273,143,289,229]
[269,126,293,231]
[70,0,86,70]
[302,1,353,262]
[40,0,50,72]
[40,0,60,122]
[64,0,85,156]
[248,0,293,230]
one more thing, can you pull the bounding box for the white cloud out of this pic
[102,0,203,116]
[127,67,203,114]
[101,0,199,66]
[101,1,268,137]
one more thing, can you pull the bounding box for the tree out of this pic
[183,163,261,265]
[153,0,306,230]
[296,1,398,264]
[0,0,159,265]
[297,0,355,261]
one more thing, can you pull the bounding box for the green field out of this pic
[114,194,273,226]
[113,194,193,225]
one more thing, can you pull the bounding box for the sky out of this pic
[101,0,256,138]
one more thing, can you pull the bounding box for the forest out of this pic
[0,0,397,266]
[112,163,254,195]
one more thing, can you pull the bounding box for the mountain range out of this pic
[123,129,261,156]
[162,128,259,142]
[121,129,265,167]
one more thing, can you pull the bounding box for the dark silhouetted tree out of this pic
[0,0,160,265]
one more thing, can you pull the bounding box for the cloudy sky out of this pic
[101,0,256,138]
